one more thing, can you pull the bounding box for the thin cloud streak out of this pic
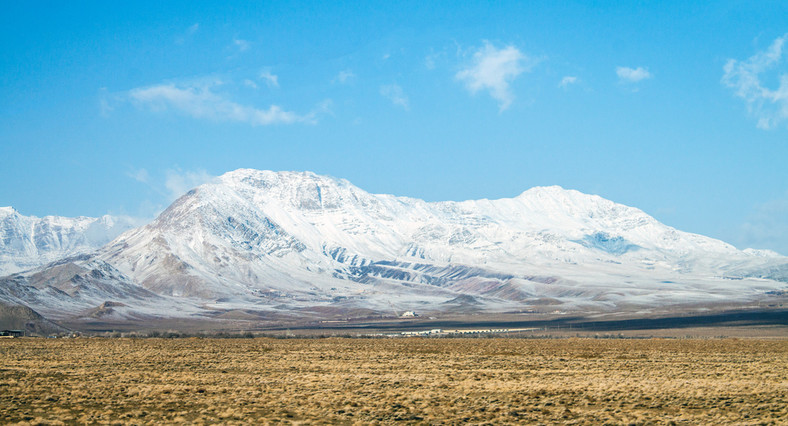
[165,169,215,201]
[126,168,217,219]
[738,190,788,255]
[722,34,788,129]
[259,70,279,88]
[128,82,313,126]
[233,39,251,52]
[380,84,409,110]
[333,69,355,84]
[175,23,199,45]
[127,168,151,184]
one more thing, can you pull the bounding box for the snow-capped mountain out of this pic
[0,207,139,275]
[2,169,786,322]
[98,170,786,310]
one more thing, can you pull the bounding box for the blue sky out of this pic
[1,1,787,254]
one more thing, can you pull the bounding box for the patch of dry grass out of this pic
[1,338,786,424]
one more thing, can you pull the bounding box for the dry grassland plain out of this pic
[1,338,786,424]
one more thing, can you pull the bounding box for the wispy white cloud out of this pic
[425,55,436,70]
[333,69,355,84]
[125,167,217,218]
[242,79,258,89]
[233,38,251,52]
[175,23,200,45]
[128,82,314,125]
[98,87,114,116]
[315,99,334,115]
[127,168,151,184]
[380,84,409,110]
[738,190,788,255]
[616,66,652,83]
[456,41,535,111]
[425,51,446,70]
[259,70,279,88]
[165,169,215,200]
[722,34,788,130]
[559,76,578,89]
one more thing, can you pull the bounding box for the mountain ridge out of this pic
[1,169,786,326]
[0,207,140,276]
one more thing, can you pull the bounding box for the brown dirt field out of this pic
[1,338,786,424]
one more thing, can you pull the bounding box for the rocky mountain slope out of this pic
[2,169,786,324]
[0,207,139,275]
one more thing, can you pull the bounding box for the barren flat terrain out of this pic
[1,338,786,424]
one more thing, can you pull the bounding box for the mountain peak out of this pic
[517,185,597,199]
[0,206,18,217]
[220,169,349,189]
[213,169,369,211]
[517,185,571,198]
[222,168,334,182]
[515,185,611,210]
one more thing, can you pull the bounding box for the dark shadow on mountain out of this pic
[0,301,70,335]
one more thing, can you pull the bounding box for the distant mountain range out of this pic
[1,169,786,328]
[0,207,138,275]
